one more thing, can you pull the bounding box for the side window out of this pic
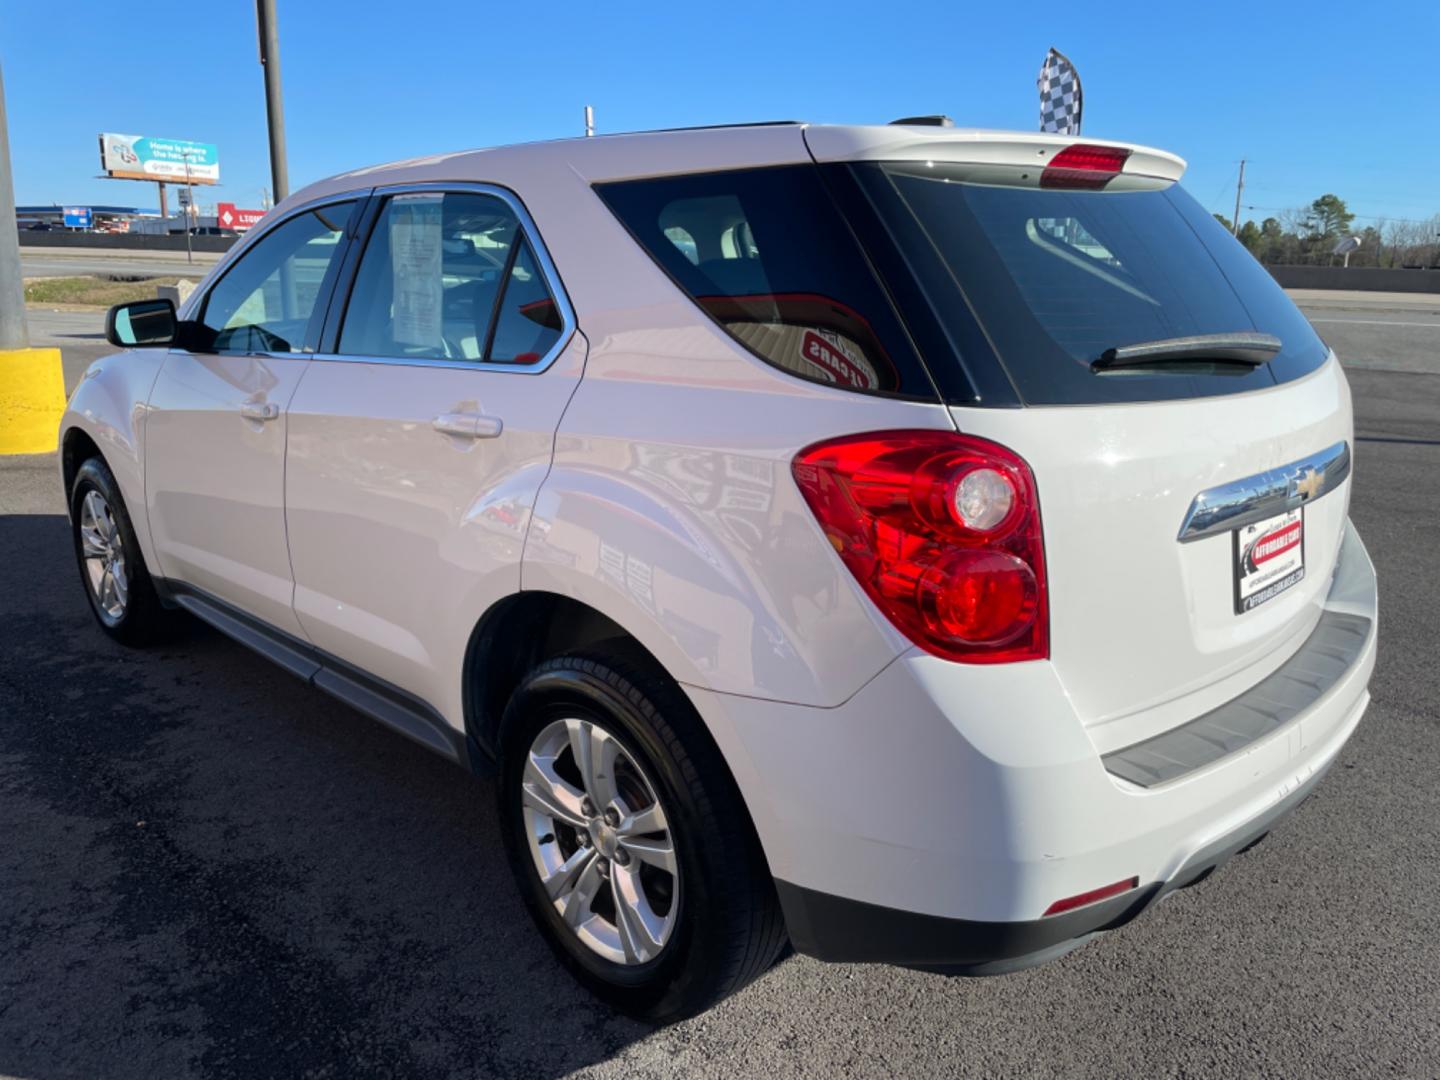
[488,236,564,363]
[596,166,933,398]
[338,191,564,365]
[196,201,355,354]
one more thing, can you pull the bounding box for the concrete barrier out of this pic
[1266,265,1440,294]
[156,280,199,308]
[18,231,237,255]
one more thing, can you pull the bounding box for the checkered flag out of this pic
[1038,47,1083,135]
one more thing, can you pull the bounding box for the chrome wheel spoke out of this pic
[80,525,108,558]
[521,752,588,828]
[559,855,606,929]
[617,802,667,838]
[542,844,597,901]
[611,864,666,963]
[617,834,676,875]
[566,718,621,809]
[111,558,129,605]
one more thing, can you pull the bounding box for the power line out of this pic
[1242,204,1439,226]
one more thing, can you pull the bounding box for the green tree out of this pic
[1213,212,1233,232]
[1236,220,1262,254]
[1307,194,1355,239]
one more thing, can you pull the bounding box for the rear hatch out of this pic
[809,128,1351,742]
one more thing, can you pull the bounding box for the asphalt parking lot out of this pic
[2,294,1437,1078]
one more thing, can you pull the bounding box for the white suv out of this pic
[61,121,1377,1021]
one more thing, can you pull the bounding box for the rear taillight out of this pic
[1040,144,1131,189]
[792,431,1048,664]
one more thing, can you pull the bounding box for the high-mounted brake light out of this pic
[1041,144,1132,190]
[792,431,1048,664]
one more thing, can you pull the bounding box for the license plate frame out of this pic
[1233,507,1305,614]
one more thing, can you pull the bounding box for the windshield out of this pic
[851,162,1329,405]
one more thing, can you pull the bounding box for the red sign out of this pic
[216,202,266,232]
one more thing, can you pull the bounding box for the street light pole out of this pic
[182,153,194,265]
[0,59,28,351]
[255,0,289,202]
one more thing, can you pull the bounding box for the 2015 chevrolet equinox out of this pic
[61,122,1377,1021]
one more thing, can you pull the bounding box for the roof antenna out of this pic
[584,105,595,137]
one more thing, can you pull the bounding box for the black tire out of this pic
[70,456,173,646]
[497,653,787,1022]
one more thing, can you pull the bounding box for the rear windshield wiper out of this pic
[1092,332,1282,371]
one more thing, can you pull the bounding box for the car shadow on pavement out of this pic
[0,513,663,1079]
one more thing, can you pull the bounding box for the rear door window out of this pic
[337,191,564,365]
[596,166,938,400]
[851,162,1329,405]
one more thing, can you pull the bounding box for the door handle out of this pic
[433,412,504,439]
[239,401,280,421]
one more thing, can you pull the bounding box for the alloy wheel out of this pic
[79,489,128,621]
[520,717,679,965]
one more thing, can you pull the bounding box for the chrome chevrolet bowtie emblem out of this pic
[1292,466,1324,501]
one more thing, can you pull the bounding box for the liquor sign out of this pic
[98,134,220,185]
[216,203,266,232]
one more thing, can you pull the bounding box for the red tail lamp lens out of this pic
[792,431,1048,663]
[1043,876,1140,917]
[1041,144,1132,189]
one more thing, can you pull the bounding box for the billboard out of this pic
[62,206,93,228]
[98,134,220,185]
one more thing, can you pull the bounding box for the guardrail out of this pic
[18,231,237,254]
[1267,266,1440,294]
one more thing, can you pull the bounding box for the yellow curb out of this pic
[0,347,66,455]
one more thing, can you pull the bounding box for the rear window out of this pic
[595,167,937,400]
[851,162,1329,405]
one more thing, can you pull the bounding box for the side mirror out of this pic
[105,298,178,348]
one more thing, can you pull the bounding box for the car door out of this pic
[144,195,362,638]
[283,185,583,722]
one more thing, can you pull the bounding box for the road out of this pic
[1,296,1437,1078]
[21,247,222,280]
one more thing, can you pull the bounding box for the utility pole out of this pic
[1232,159,1246,237]
[0,59,28,350]
[255,0,289,202]
[0,56,65,455]
[181,153,194,265]
[584,105,595,137]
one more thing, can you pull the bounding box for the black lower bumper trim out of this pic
[776,879,1155,972]
[776,758,1334,974]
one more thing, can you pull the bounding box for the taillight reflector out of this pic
[1040,144,1132,190]
[791,430,1048,664]
[1043,876,1140,917]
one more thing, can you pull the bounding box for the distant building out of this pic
[15,204,159,234]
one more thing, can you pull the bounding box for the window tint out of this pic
[857,162,1328,405]
[338,191,563,365]
[488,236,564,363]
[596,166,936,399]
[196,200,355,354]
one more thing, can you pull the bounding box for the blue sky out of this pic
[5,0,1436,229]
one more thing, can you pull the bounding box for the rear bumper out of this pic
[685,519,1376,970]
[777,738,1339,972]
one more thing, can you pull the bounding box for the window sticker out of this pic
[389,195,444,348]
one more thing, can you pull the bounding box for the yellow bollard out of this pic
[0,346,65,454]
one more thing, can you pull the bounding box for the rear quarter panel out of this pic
[515,163,954,706]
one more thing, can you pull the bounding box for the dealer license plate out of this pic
[1234,508,1305,614]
